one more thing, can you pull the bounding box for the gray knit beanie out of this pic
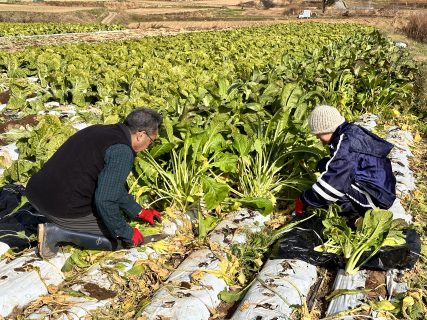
[308,105,345,134]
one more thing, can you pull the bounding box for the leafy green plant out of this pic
[2,115,76,183]
[315,205,407,274]
[130,115,232,213]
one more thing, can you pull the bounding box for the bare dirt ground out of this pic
[0,3,98,12]
[125,7,211,15]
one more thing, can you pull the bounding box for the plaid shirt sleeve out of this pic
[94,144,141,241]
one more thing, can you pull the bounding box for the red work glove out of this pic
[294,196,305,215]
[132,228,144,246]
[137,208,162,225]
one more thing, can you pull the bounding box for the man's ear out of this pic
[136,131,144,141]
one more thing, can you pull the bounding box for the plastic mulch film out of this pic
[139,208,271,319]
[209,208,270,249]
[326,269,367,318]
[0,143,19,176]
[231,259,318,320]
[0,251,70,317]
[0,242,9,256]
[140,249,227,320]
[27,298,110,320]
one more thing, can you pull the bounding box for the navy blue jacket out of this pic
[301,122,396,209]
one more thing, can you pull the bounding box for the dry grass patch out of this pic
[403,14,427,43]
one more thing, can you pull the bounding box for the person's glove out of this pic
[137,209,161,225]
[132,228,144,246]
[294,196,305,215]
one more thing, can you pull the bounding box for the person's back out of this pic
[26,107,164,260]
[26,124,133,220]
[331,122,396,209]
[295,105,396,220]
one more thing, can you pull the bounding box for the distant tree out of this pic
[323,0,337,13]
[261,0,274,9]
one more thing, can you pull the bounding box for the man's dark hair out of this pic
[124,107,162,134]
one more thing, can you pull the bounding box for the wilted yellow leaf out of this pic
[146,260,169,278]
[392,109,400,117]
[414,132,422,143]
[191,270,205,282]
[237,273,246,285]
[47,285,59,294]
[240,302,251,311]
[373,300,395,311]
[403,296,415,307]
[148,240,169,254]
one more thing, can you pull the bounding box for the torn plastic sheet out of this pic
[231,259,318,320]
[0,250,70,317]
[386,269,407,297]
[209,208,270,248]
[75,247,157,291]
[140,249,227,320]
[0,143,19,161]
[0,144,19,176]
[140,208,270,319]
[0,241,10,256]
[386,128,416,197]
[387,127,414,145]
[326,269,367,317]
[354,114,378,131]
[29,219,183,319]
[28,297,111,320]
[388,199,412,223]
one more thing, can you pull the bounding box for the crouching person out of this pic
[295,105,396,223]
[26,107,162,259]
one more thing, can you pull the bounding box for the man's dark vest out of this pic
[26,124,134,218]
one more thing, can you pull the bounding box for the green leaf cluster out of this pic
[315,205,407,274]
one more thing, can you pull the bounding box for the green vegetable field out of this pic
[0,21,425,319]
[0,22,125,37]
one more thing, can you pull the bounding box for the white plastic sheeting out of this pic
[28,298,111,320]
[386,269,407,296]
[354,113,378,131]
[386,127,416,197]
[0,143,20,175]
[0,251,70,317]
[78,247,157,288]
[27,247,158,319]
[0,242,10,257]
[209,208,270,248]
[28,246,159,319]
[326,269,367,317]
[140,208,271,319]
[140,249,227,320]
[231,259,318,320]
[0,143,19,161]
[388,199,412,223]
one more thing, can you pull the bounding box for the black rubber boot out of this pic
[38,223,126,259]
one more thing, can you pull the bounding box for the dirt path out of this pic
[101,11,117,24]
